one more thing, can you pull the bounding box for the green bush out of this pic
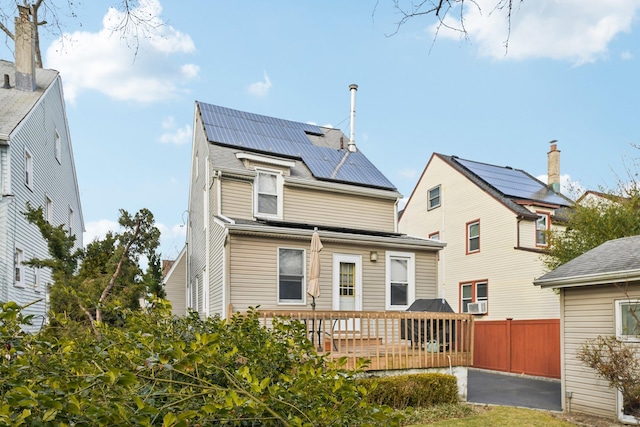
[360,373,459,409]
[0,300,401,426]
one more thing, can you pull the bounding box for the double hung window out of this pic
[536,212,550,246]
[278,248,305,304]
[466,220,480,254]
[255,170,282,219]
[428,185,441,210]
[386,251,415,310]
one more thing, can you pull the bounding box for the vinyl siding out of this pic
[187,117,208,311]
[561,283,640,420]
[164,249,187,316]
[399,155,559,320]
[283,186,395,232]
[2,77,83,329]
[220,178,252,219]
[208,222,226,316]
[227,233,437,313]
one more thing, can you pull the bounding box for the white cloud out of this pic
[83,219,119,246]
[621,51,633,60]
[435,0,640,65]
[247,71,272,97]
[159,116,192,145]
[537,173,584,199]
[46,0,199,103]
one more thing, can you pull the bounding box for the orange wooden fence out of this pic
[473,318,560,378]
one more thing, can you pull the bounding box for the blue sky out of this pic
[2,1,640,260]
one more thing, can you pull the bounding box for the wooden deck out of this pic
[257,310,475,371]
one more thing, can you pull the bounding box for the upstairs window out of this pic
[54,130,61,163]
[45,196,52,223]
[466,220,480,254]
[536,212,550,247]
[278,248,305,304]
[428,185,441,210]
[428,231,440,241]
[255,170,282,219]
[24,149,33,189]
[68,207,74,231]
[14,248,24,287]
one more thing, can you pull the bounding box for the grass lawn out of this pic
[402,405,579,426]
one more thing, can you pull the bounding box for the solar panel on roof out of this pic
[456,158,571,206]
[198,102,396,190]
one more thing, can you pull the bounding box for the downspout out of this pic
[441,185,446,302]
[221,228,229,319]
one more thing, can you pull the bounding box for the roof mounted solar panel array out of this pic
[198,101,396,190]
[456,158,571,206]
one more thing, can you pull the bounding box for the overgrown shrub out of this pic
[0,300,401,426]
[360,373,458,409]
[578,335,640,418]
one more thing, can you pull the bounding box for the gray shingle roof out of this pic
[534,236,640,288]
[0,60,58,141]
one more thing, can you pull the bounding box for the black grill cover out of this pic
[401,299,455,349]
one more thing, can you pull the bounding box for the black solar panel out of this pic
[456,158,571,206]
[198,102,396,190]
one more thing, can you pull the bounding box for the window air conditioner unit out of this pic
[468,301,487,315]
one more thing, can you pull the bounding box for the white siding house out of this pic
[0,15,84,329]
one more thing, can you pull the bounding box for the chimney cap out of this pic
[349,84,358,91]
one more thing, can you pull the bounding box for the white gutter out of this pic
[535,268,640,289]
[226,222,445,251]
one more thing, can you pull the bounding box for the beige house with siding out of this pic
[398,146,573,320]
[535,236,640,424]
[171,96,443,319]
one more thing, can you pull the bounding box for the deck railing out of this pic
[257,310,475,371]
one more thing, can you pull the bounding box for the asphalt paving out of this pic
[467,368,562,412]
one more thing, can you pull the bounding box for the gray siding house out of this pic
[167,88,443,319]
[0,12,84,328]
[535,236,640,424]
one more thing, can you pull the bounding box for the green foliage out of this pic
[543,191,640,271]
[24,205,164,329]
[361,373,459,409]
[0,302,397,426]
[577,335,640,418]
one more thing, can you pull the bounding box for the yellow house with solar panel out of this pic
[398,148,574,377]
[170,87,444,319]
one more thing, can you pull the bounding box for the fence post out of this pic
[506,318,513,373]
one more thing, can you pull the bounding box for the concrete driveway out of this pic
[467,368,562,412]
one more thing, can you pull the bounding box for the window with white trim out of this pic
[536,212,550,246]
[24,149,33,189]
[460,281,488,313]
[34,267,41,293]
[428,185,441,210]
[385,251,415,310]
[54,129,61,163]
[616,299,640,341]
[255,169,282,219]
[68,207,74,231]
[278,248,305,304]
[14,248,24,287]
[466,220,480,254]
[45,196,52,223]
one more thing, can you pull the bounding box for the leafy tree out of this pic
[24,205,162,337]
[543,189,640,271]
[0,302,398,426]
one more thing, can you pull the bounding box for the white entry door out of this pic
[332,254,362,331]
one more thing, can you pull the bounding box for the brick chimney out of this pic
[547,140,560,193]
[14,5,36,92]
